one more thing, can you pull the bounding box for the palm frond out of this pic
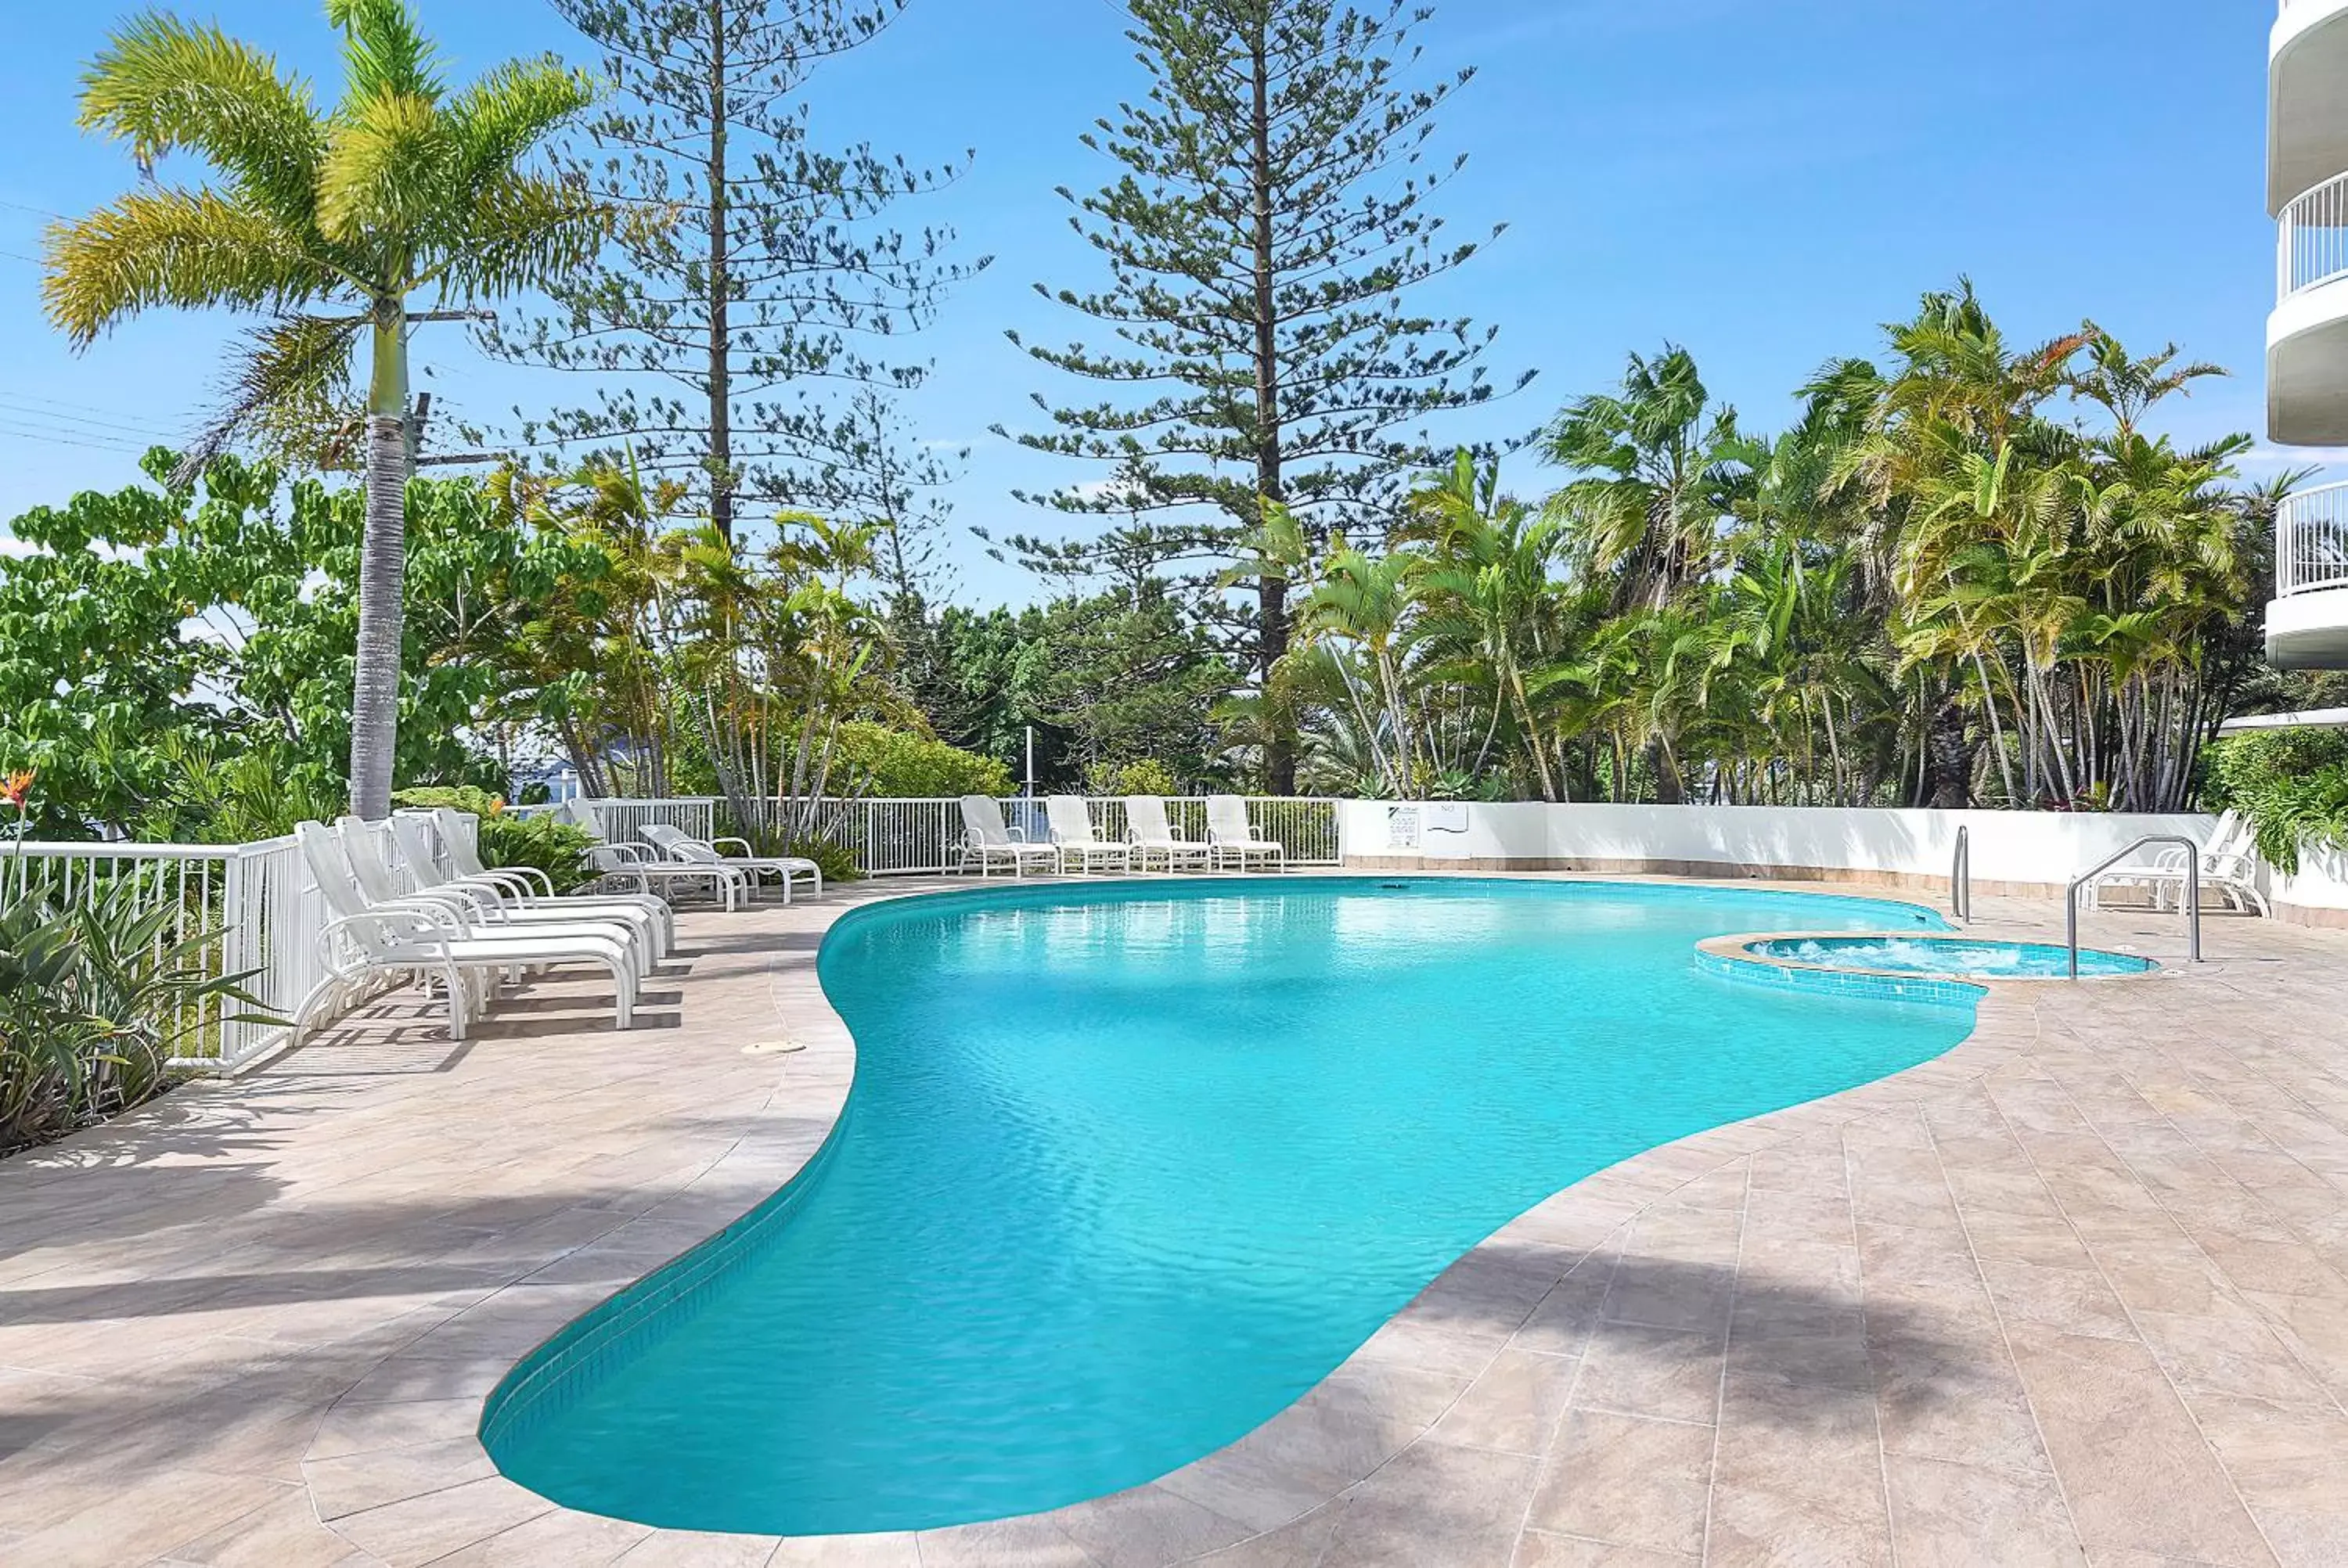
[43,187,334,346]
[175,311,368,487]
[318,89,451,241]
[327,0,445,103]
[76,11,325,228]
[442,56,598,187]
[426,173,612,301]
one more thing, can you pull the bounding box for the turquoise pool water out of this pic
[1750,936,2154,979]
[484,879,1969,1536]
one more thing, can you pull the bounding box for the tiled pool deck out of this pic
[4,874,2348,1566]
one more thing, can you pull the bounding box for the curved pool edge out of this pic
[314,872,2028,1563]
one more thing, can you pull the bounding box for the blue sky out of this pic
[0,0,2298,605]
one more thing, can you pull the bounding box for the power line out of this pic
[0,390,189,425]
[0,408,172,448]
[0,398,179,441]
[0,423,150,455]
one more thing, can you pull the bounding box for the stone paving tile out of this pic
[3,877,2348,1564]
[1526,1408,1715,1558]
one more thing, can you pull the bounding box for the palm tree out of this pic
[1542,346,1752,613]
[45,0,607,818]
[1404,451,1575,799]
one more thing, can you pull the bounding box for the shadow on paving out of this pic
[1405,1239,1983,1434]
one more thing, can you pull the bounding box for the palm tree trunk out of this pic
[347,307,410,821]
[1968,649,2018,806]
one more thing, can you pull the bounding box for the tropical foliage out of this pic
[389,786,600,893]
[44,0,607,818]
[1236,290,2277,811]
[0,881,275,1156]
[2203,730,2348,874]
[7,1,2322,850]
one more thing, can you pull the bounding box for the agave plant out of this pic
[0,883,281,1157]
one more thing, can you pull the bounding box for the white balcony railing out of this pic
[2278,171,2348,302]
[2279,481,2348,597]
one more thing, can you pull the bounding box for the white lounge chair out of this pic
[292,821,639,1042]
[639,822,823,904]
[954,796,1058,877]
[337,815,653,979]
[1046,795,1131,875]
[555,800,749,911]
[2085,810,2268,916]
[1125,795,1213,872]
[1207,796,1286,872]
[394,812,673,960]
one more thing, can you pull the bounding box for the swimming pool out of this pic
[483,879,1972,1536]
[1748,935,2154,979]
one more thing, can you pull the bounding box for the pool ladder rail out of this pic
[2065,834,2202,980]
[1950,826,1971,926]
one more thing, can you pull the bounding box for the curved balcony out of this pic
[2268,172,2348,444]
[2272,0,2348,214]
[2269,480,2348,669]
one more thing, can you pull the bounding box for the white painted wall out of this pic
[2266,840,2348,913]
[1338,800,2217,889]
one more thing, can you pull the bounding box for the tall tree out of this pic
[1001,0,1529,792]
[490,0,981,544]
[1543,346,1750,615]
[45,0,604,818]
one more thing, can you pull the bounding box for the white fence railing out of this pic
[2279,480,2348,597]
[5,800,1331,1070]
[2280,171,2348,301]
[0,817,430,1072]
[571,796,1344,875]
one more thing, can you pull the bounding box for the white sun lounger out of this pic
[337,815,655,985]
[393,812,673,959]
[292,821,640,1042]
[1125,795,1214,872]
[1046,795,1131,875]
[639,822,823,904]
[554,800,749,911]
[956,796,1060,877]
[1207,796,1286,872]
[2084,810,2268,915]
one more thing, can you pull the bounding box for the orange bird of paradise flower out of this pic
[0,770,32,809]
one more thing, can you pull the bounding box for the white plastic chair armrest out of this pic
[711,836,758,857]
[493,862,558,897]
[318,907,454,958]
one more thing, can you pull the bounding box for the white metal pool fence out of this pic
[5,799,1334,1071]
[0,817,423,1073]
[559,795,1345,876]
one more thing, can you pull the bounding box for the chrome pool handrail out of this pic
[1950,826,1971,925]
[2065,836,2201,979]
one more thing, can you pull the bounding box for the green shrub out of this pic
[726,822,862,884]
[1081,758,1182,797]
[0,884,277,1157]
[390,784,504,816]
[390,787,596,894]
[829,723,1013,798]
[2201,732,2348,874]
